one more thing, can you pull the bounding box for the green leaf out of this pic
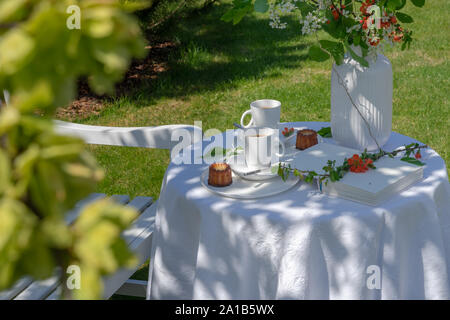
[322,14,346,39]
[400,157,425,166]
[233,6,253,24]
[396,12,414,23]
[0,106,20,135]
[0,28,35,75]
[254,0,269,13]
[221,0,253,25]
[297,1,315,17]
[342,17,355,28]
[0,150,10,195]
[410,0,425,7]
[387,0,403,10]
[203,146,240,160]
[353,33,361,46]
[319,40,345,65]
[396,0,407,10]
[0,198,37,289]
[330,170,340,182]
[308,45,330,62]
[344,43,369,68]
[119,0,154,12]
[317,127,332,138]
[221,9,236,23]
[204,146,224,158]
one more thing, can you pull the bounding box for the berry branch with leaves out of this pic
[277,142,427,185]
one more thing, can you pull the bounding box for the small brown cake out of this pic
[208,163,232,187]
[296,129,318,150]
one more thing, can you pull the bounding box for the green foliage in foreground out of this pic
[0,0,145,299]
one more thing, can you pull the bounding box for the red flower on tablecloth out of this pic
[347,154,374,173]
[282,127,295,137]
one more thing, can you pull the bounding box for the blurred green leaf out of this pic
[0,29,35,75]
[0,198,36,289]
[221,0,253,25]
[0,0,146,299]
[396,12,414,23]
[400,157,425,166]
[0,150,11,195]
[317,127,332,138]
[410,0,425,7]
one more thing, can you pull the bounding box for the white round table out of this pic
[148,121,450,300]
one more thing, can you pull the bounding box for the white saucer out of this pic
[226,154,279,181]
[200,169,300,200]
[280,128,297,146]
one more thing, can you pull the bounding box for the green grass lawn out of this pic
[57,0,449,296]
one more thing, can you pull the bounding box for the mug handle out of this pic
[240,109,254,128]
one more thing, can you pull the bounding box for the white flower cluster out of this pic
[269,11,288,29]
[317,0,332,10]
[269,0,299,29]
[340,9,351,18]
[300,11,326,35]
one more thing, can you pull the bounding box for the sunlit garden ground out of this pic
[57,0,449,294]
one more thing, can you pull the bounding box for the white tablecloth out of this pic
[147,122,450,300]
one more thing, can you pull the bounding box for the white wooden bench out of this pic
[0,119,202,300]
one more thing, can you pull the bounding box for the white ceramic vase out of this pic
[331,50,393,152]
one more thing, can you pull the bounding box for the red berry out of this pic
[369,39,380,46]
[332,10,340,20]
[415,152,422,159]
[393,34,403,42]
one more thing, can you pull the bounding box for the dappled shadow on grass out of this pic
[129,6,311,104]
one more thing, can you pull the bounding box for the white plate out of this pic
[200,169,300,200]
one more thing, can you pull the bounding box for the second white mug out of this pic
[240,99,281,129]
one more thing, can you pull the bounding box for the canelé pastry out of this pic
[208,163,232,187]
[296,129,318,150]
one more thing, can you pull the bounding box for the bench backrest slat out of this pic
[54,120,202,150]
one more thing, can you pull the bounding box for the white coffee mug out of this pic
[240,99,281,129]
[244,127,285,169]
